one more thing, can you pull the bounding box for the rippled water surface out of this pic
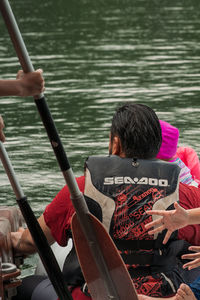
[0,0,200,272]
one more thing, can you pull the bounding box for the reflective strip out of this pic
[161,272,176,293]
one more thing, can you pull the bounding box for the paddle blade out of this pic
[71,213,138,300]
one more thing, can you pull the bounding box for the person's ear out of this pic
[111,136,122,155]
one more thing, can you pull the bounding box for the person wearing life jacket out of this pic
[156,120,199,188]
[11,103,200,299]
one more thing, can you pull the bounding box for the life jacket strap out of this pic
[121,253,154,265]
[128,260,176,278]
[113,239,162,251]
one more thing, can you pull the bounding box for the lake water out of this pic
[0,0,200,274]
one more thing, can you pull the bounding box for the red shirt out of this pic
[44,177,200,247]
[178,182,200,245]
[44,176,85,246]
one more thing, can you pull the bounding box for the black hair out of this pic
[110,103,162,159]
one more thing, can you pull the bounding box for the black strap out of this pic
[114,239,162,251]
[121,253,154,265]
[128,262,175,278]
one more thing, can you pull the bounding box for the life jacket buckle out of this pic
[132,158,139,168]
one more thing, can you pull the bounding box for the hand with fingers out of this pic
[145,202,189,244]
[182,246,200,270]
[0,115,5,142]
[0,69,45,97]
[11,227,25,253]
[16,69,45,97]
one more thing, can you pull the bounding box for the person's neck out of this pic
[162,156,176,162]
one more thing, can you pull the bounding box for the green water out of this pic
[0,0,200,273]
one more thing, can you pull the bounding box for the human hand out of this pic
[182,246,200,270]
[145,202,189,244]
[0,115,5,142]
[16,69,45,97]
[11,227,25,252]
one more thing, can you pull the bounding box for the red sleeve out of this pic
[43,176,85,246]
[178,183,200,245]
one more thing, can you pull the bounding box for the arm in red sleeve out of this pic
[43,176,85,246]
[178,183,200,245]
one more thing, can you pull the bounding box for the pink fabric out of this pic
[177,146,200,185]
[157,120,179,160]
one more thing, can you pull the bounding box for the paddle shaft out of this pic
[0,0,121,298]
[0,142,73,300]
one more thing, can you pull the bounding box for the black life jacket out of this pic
[84,156,181,267]
[63,155,199,296]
